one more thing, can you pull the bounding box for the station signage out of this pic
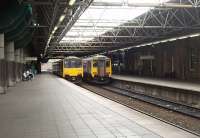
[25,57,37,61]
[140,55,155,60]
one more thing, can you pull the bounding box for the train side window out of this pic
[76,60,82,68]
[106,60,110,67]
[71,60,76,68]
[93,60,97,67]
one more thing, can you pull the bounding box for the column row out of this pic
[0,33,24,94]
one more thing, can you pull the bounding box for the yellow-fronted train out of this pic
[83,55,112,84]
[52,56,83,83]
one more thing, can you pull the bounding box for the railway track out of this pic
[80,83,200,137]
[102,86,200,118]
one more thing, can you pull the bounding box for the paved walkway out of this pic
[0,74,198,138]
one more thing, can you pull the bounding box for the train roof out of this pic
[52,59,62,64]
[64,56,81,59]
[53,56,81,64]
[83,55,110,60]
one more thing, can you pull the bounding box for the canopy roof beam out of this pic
[91,1,200,8]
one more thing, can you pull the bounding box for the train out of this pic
[52,56,83,83]
[52,55,112,84]
[83,55,112,84]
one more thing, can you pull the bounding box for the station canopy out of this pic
[60,0,170,44]
[43,0,200,58]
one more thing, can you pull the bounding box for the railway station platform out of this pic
[112,75,200,92]
[0,74,198,138]
[111,75,200,109]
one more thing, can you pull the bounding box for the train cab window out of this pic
[98,60,105,67]
[64,61,70,68]
[72,60,82,68]
[76,61,82,68]
[64,59,82,68]
[106,60,110,67]
[93,60,97,67]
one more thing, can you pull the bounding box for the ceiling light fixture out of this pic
[69,0,76,6]
[54,26,58,31]
[59,15,65,23]
[189,34,200,37]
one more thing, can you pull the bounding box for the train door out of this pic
[142,60,153,76]
[89,61,92,74]
[97,60,106,77]
[83,61,89,72]
[106,59,111,76]
[140,55,155,77]
[61,60,64,77]
[83,61,87,73]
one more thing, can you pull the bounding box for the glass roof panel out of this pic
[61,0,170,43]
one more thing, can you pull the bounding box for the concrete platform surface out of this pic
[112,75,200,92]
[0,74,198,138]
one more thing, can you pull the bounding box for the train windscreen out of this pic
[64,59,82,68]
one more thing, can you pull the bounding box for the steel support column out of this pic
[20,49,24,78]
[20,49,24,64]
[15,49,21,82]
[5,42,15,87]
[0,34,6,94]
